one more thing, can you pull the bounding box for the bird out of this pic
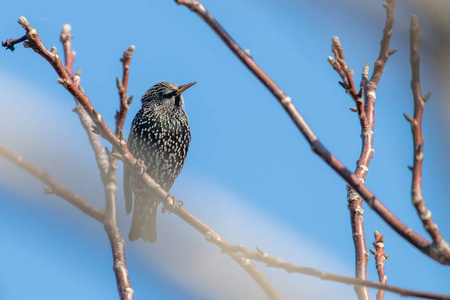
[123,81,195,242]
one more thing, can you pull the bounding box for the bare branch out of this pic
[173,0,450,265]
[372,231,388,300]
[329,2,397,299]
[331,37,371,300]
[59,24,110,180]
[0,144,104,222]
[408,15,450,259]
[115,45,135,133]
[219,243,447,299]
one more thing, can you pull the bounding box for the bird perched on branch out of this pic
[123,81,195,242]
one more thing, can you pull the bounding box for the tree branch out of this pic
[371,231,388,300]
[173,0,450,265]
[407,15,450,261]
[329,2,396,299]
[0,144,104,222]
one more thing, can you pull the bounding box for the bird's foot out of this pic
[134,159,147,175]
[161,193,183,214]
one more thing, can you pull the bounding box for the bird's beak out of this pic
[176,82,196,96]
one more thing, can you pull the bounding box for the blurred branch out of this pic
[174,0,450,265]
[329,1,396,299]
[1,143,447,299]
[406,15,450,261]
[227,243,447,300]
[0,144,104,222]
[60,24,109,180]
[371,231,388,300]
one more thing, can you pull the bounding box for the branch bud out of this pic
[127,95,134,105]
[116,77,123,89]
[338,81,349,89]
[388,49,398,56]
[91,125,101,135]
[422,92,431,102]
[337,58,347,69]
[256,246,265,255]
[18,16,28,26]
[403,113,414,123]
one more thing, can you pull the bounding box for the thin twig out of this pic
[59,24,109,180]
[407,15,449,259]
[0,144,104,222]
[329,2,396,299]
[102,43,136,300]
[330,37,371,300]
[371,231,388,300]
[173,0,450,265]
[115,46,135,133]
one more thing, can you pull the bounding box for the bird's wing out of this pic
[123,131,134,215]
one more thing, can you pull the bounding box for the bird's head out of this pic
[141,81,196,110]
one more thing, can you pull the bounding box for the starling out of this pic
[123,81,195,242]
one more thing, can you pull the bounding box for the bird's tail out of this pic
[129,191,158,243]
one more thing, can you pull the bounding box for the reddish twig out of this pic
[370,231,388,300]
[102,44,136,300]
[59,25,133,300]
[406,15,450,260]
[173,0,450,265]
[115,46,134,133]
[330,37,370,300]
[60,24,75,77]
[59,24,109,179]
[0,144,104,222]
[329,2,396,299]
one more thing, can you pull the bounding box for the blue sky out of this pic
[0,0,449,299]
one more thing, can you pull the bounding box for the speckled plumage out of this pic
[123,81,194,242]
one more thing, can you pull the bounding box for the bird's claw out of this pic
[134,159,147,175]
[161,193,183,214]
